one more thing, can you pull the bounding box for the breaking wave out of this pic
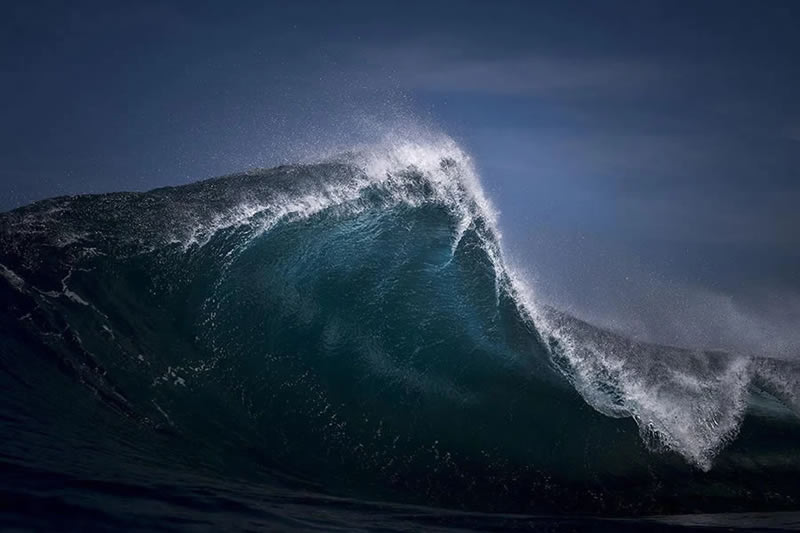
[1,133,799,517]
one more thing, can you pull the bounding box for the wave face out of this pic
[2,136,800,521]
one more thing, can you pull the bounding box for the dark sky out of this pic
[3,1,800,354]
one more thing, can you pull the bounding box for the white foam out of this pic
[0,263,26,292]
[60,270,89,306]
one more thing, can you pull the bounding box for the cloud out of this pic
[340,40,669,95]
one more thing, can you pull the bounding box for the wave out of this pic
[1,134,799,515]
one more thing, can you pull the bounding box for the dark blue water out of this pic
[2,141,799,531]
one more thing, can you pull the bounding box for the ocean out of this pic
[2,136,799,531]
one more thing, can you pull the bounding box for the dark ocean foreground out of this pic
[2,138,800,531]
